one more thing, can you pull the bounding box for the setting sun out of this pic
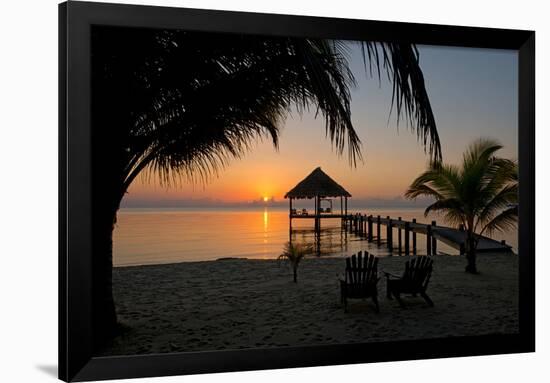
[263,196,269,202]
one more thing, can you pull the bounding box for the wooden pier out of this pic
[342,213,512,255]
[284,167,512,256]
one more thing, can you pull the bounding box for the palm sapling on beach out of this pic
[278,242,314,283]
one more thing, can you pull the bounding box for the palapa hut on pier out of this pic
[284,167,351,233]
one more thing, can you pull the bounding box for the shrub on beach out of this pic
[278,242,314,283]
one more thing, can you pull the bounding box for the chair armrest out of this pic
[383,271,401,279]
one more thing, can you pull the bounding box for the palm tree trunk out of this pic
[293,265,298,283]
[465,230,478,274]
[92,202,120,350]
[91,147,125,350]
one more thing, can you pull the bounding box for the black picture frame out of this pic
[59,1,535,381]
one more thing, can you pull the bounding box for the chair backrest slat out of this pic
[344,251,378,288]
[357,252,363,285]
[403,256,433,291]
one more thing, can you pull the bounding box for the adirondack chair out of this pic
[339,251,380,313]
[385,256,434,307]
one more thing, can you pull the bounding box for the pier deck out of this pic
[342,214,512,254]
[290,214,345,219]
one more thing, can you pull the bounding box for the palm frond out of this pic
[405,163,461,201]
[405,183,444,200]
[424,199,466,227]
[474,158,517,218]
[424,198,464,216]
[475,183,518,231]
[93,27,441,193]
[278,242,314,264]
[462,138,503,171]
[361,42,441,162]
[480,205,518,237]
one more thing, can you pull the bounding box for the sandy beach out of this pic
[99,253,518,356]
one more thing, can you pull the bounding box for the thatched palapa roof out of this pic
[285,167,351,199]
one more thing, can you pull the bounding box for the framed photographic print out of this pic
[59,1,535,381]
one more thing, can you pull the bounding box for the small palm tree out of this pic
[278,242,314,283]
[405,138,518,273]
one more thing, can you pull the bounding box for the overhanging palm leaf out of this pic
[362,43,440,160]
[94,27,441,196]
[405,138,518,273]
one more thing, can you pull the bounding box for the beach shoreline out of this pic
[99,253,519,356]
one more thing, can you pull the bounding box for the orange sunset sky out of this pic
[123,44,518,207]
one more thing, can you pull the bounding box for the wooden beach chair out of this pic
[385,256,434,307]
[339,251,380,313]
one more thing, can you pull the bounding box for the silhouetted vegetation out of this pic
[278,242,314,283]
[405,138,518,273]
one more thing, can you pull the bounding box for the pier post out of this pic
[289,198,293,242]
[344,197,348,217]
[431,220,437,255]
[387,217,393,253]
[412,218,417,255]
[426,224,432,256]
[377,215,381,246]
[314,196,320,234]
[398,217,402,255]
[404,222,410,255]
[340,196,344,228]
[460,243,466,255]
[367,215,373,242]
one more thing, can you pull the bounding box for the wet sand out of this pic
[99,253,519,356]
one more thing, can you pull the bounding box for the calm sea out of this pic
[113,207,518,267]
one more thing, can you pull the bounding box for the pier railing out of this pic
[342,213,512,255]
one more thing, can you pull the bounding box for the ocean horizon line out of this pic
[119,205,430,211]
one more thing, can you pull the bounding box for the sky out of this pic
[122,42,518,208]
